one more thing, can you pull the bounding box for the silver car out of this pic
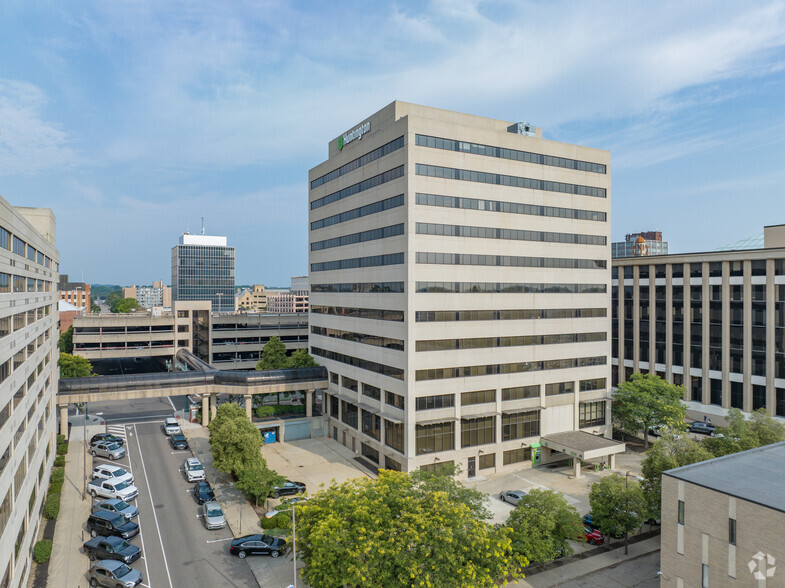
[87,559,142,587]
[202,501,226,530]
[91,442,126,461]
[499,490,528,505]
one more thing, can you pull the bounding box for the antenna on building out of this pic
[201,217,205,235]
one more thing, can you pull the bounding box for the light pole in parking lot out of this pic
[82,401,88,500]
[277,507,298,588]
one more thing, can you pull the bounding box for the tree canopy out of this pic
[612,373,686,446]
[296,470,524,588]
[410,462,491,520]
[506,489,582,564]
[588,474,647,544]
[58,326,74,354]
[235,456,285,505]
[702,408,785,457]
[208,402,264,476]
[286,348,318,368]
[256,336,288,370]
[110,297,140,313]
[58,352,95,378]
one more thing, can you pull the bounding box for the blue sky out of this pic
[2,0,785,285]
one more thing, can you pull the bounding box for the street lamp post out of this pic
[215,292,224,313]
[277,506,298,588]
[82,401,88,500]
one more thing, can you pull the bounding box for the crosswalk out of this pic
[106,424,130,442]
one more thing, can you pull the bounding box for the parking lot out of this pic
[85,421,257,587]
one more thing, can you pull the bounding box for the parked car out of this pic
[92,464,134,486]
[193,481,215,504]
[264,496,309,518]
[170,434,188,450]
[86,511,140,540]
[86,559,142,588]
[92,499,138,521]
[163,418,181,436]
[584,513,624,538]
[90,433,125,447]
[270,481,306,498]
[229,534,287,558]
[583,525,605,545]
[88,478,139,502]
[499,490,528,505]
[91,442,126,461]
[202,501,227,530]
[83,535,142,563]
[183,457,205,482]
[688,421,716,435]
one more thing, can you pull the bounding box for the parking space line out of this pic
[206,537,234,543]
[134,423,174,588]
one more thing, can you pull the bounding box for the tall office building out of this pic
[171,233,235,312]
[309,101,612,475]
[0,199,59,588]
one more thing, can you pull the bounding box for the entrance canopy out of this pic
[540,431,625,477]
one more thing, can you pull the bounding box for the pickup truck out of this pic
[83,535,142,564]
[88,478,139,501]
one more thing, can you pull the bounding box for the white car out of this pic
[499,490,528,505]
[92,464,134,486]
[184,457,205,482]
[88,478,139,501]
[164,417,181,436]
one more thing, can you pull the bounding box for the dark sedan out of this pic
[170,434,189,450]
[688,421,715,435]
[83,535,141,564]
[271,481,306,498]
[193,481,215,504]
[230,534,287,558]
[90,433,125,447]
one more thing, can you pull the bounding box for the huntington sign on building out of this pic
[308,101,614,476]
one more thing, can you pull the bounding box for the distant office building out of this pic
[58,299,83,333]
[123,281,172,309]
[660,442,785,587]
[0,199,59,588]
[310,101,615,476]
[267,276,309,313]
[171,233,235,312]
[58,273,91,310]
[612,224,785,422]
[235,284,267,312]
[612,231,669,258]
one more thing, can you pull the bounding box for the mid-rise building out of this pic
[0,199,59,588]
[309,101,612,475]
[58,274,90,310]
[122,281,172,309]
[612,224,785,421]
[611,231,669,258]
[660,442,785,587]
[267,276,309,313]
[235,284,268,312]
[171,233,235,312]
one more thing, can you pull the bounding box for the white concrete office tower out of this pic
[309,102,611,476]
[171,233,235,312]
[0,199,59,588]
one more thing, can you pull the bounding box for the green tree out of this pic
[91,303,101,313]
[749,408,785,445]
[612,373,686,447]
[208,403,264,476]
[641,431,714,519]
[588,474,647,554]
[296,470,525,588]
[58,353,95,378]
[256,336,288,371]
[235,457,285,505]
[58,326,74,354]
[111,297,140,313]
[701,408,785,457]
[506,489,582,564]
[285,348,318,369]
[410,462,491,520]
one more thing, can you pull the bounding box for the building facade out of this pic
[309,101,611,475]
[611,231,669,258]
[0,200,59,588]
[58,274,91,310]
[612,224,785,421]
[122,281,171,309]
[235,284,267,313]
[267,277,309,313]
[171,234,235,312]
[660,442,785,587]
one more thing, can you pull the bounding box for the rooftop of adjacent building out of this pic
[177,233,228,247]
[664,441,785,513]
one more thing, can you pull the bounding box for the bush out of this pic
[50,467,65,484]
[49,480,63,495]
[255,406,275,418]
[260,515,278,529]
[33,539,52,563]
[54,455,65,467]
[44,493,60,520]
[255,405,306,418]
[56,442,68,456]
[56,434,66,445]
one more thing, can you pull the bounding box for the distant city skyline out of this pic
[2,1,785,284]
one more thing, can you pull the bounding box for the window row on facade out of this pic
[415,355,606,381]
[415,331,606,352]
[613,259,785,280]
[0,274,53,294]
[311,136,405,189]
[311,194,404,231]
[311,252,403,273]
[312,347,404,380]
[311,282,404,294]
[416,251,606,270]
[0,225,56,271]
[311,326,404,351]
[416,282,607,294]
[311,166,404,210]
[415,307,606,322]
[311,223,404,251]
[416,221,606,246]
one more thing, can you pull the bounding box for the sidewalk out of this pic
[48,424,105,588]
[509,537,661,587]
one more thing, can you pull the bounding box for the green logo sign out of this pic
[338,136,344,150]
[338,122,370,151]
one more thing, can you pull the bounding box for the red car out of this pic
[583,525,605,545]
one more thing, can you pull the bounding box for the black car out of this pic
[271,481,306,498]
[86,511,140,540]
[230,534,287,558]
[90,433,125,447]
[83,535,142,564]
[170,434,189,450]
[688,421,715,435]
[193,481,215,504]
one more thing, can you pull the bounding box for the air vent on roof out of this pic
[507,122,537,137]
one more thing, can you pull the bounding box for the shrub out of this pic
[56,442,68,456]
[260,515,278,529]
[56,434,66,445]
[33,539,52,563]
[50,467,65,484]
[54,455,65,467]
[255,405,306,418]
[48,480,63,495]
[255,406,275,418]
[44,493,60,520]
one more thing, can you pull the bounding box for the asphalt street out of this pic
[554,551,661,588]
[90,396,189,424]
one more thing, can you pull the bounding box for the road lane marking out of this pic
[134,423,174,588]
[121,436,151,588]
[167,397,177,412]
[206,537,234,543]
